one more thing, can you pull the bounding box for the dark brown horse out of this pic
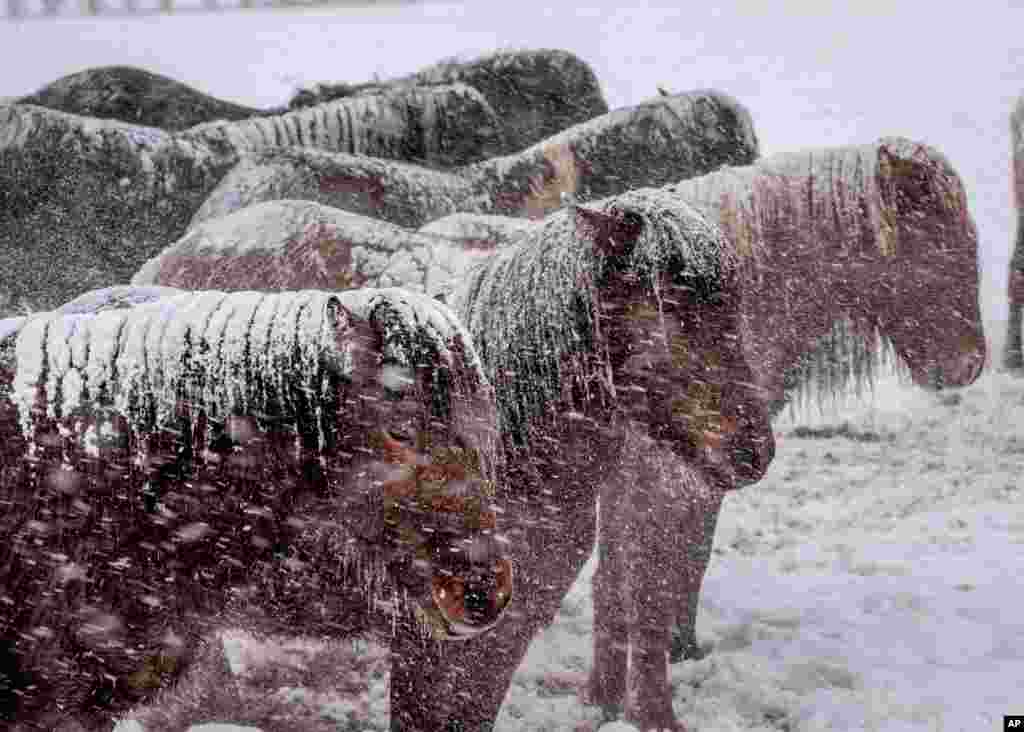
[132,189,775,731]
[0,288,510,731]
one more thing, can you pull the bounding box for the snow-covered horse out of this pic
[0,82,497,315]
[188,89,759,229]
[394,138,989,677]
[0,287,509,731]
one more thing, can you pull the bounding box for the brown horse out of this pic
[133,188,775,731]
[0,288,510,731]
[669,136,986,412]
[655,136,985,664]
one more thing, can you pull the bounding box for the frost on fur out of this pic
[0,288,505,728]
[290,48,609,155]
[0,83,501,315]
[191,89,759,229]
[132,199,489,301]
[666,137,985,412]
[418,211,538,250]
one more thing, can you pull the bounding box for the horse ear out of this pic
[573,205,644,258]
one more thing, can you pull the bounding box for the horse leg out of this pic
[623,430,722,732]
[669,504,721,663]
[586,461,630,719]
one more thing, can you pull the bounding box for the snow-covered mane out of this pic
[9,290,348,448]
[458,188,737,442]
[6,288,495,474]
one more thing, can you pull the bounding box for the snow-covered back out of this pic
[190,89,758,230]
[667,137,973,263]
[133,199,488,299]
[418,212,538,247]
[9,290,348,448]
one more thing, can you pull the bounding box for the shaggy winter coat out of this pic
[0,287,508,731]
[0,82,499,316]
[190,89,759,229]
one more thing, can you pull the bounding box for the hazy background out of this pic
[2,0,1022,328]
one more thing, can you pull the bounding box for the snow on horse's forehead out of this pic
[457,188,748,444]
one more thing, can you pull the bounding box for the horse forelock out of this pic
[875,137,974,255]
[595,187,738,288]
[461,192,736,443]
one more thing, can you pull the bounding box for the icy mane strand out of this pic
[10,291,349,454]
[458,187,734,442]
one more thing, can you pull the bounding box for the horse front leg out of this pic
[669,504,721,663]
[623,431,722,732]
[586,461,630,719]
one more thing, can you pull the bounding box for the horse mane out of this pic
[338,288,491,414]
[456,188,736,443]
[6,289,495,470]
[779,315,908,417]
[9,291,349,451]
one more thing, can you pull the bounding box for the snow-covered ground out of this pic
[505,364,1024,732]
[3,2,1022,730]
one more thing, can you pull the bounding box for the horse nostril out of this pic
[464,582,493,621]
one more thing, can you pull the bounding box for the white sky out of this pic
[2,1,1023,324]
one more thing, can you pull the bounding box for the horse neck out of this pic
[739,243,858,407]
